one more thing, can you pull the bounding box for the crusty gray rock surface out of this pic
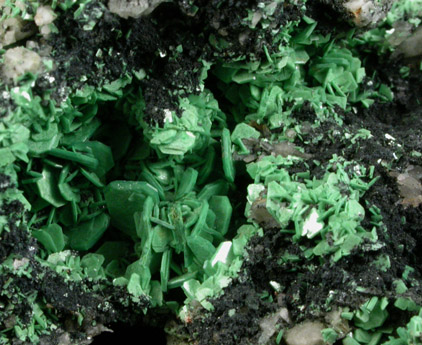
[108,0,167,18]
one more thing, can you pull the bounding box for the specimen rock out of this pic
[395,26,422,59]
[1,0,422,344]
[391,165,422,207]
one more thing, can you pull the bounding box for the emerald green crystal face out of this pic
[1,0,422,344]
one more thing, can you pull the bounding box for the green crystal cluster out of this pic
[0,0,422,344]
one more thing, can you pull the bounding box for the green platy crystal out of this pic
[105,180,159,237]
[69,213,110,251]
[32,224,65,253]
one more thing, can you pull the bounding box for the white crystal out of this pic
[285,321,325,345]
[2,47,41,81]
[34,6,56,27]
[302,208,323,239]
[211,242,233,267]
[108,0,167,19]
